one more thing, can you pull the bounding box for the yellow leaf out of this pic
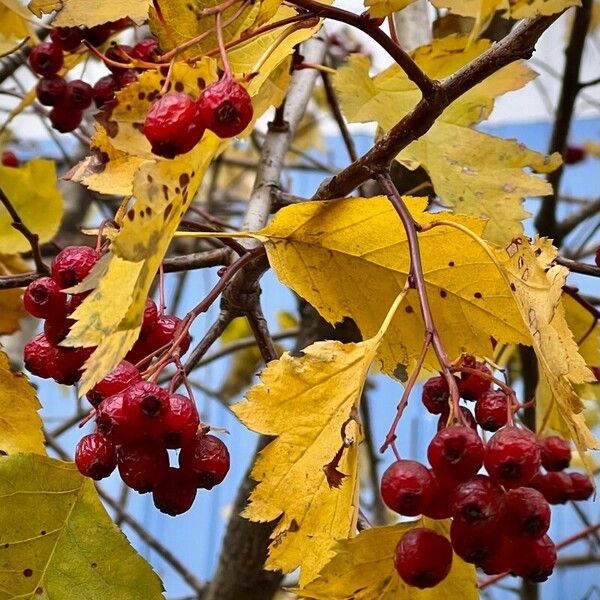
[0,351,44,455]
[28,0,150,26]
[0,0,30,56]
[256,196,530,377]
[0,254,27,335]
[0,159,64,254]
[296,519,478,600]
[563,293,600,367]
[364,0,417,18]
[0,454,164,599]
[333,39,560,244]
[584,141,600,157]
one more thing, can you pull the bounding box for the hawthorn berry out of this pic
[23,276,67,319]
[24,333,61,379]
[93,74,119,108]
[49,106,83,133]
[421,470,453,520]
[457,356,492,400]
[529,472,573,505]
[29,42,63,77]
[144,92,205,158]
[452,475,504,527]
[86,360,141,407]
[81,23,113,47]
[131,39,159,62]
[122,380,170,440]
[50,27,84,52]
[569,472,594,501]
[141,298,158,335]
[510,535,557,582]
[484,426,541,489]
[163,394,200,448]
[64,80,93,110]
[437,406,477,431]
[380,460,434,516]
[197,78,253,138]
[117,69,138,87]
[421,375,450,414]
[95,392,136,444]
[105,44,133,72]
[502,487,550,539]
[450,519,501,564]
[51,245,100,289]
[474,389,509,432]
[152,467,197,516]
[540,435,571,471]
[44,315,74,345]
[393,528,452,589]
[75,432,117,480]
[564,145,586,165]
[478,536,514,575]
[36,76,66,106]
[179,434,230,489]
[1,150,18,167]
[48,345,93,385]
[117,441,169,493]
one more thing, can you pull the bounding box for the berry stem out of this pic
[158,264,166,317]
[215,10,232,77]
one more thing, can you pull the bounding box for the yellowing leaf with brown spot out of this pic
[0,254,27,334]
[255,196,530,377]
[0,159,63,254]
[334,38,560,244]
[234,338,374,585]
[0,350,44,455]
[296,519,477,600]
[28,0,150,26]
[365,0,417,17]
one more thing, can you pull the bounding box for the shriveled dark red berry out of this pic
[96,392,136,444]
[64,80,93,110]
[1,150,18,167]
[117,69,138,87]
[152,467,197,516]
[44,315,74,345]
[86,360,141,407]
[450,519,501,564]
[457,356,492,400]
[564,145,586,165]
[197,78,253,138]
[540,436,571,471]
[49,345,93,385]
[24,333,61,379]
[474,390,508,432]
[23,276,68,319]
[36,76,66,106]
[393,528,452,589]
[484,427,541,489]
[503,487,550,539]
[452,475,504,527]
[510,535,556,582]
[379,460,434,516]
[427,426,484,484]
[141,298,158,335]
[105,44,133,72]
[421,470,453,520]
[163,394,200,448]
[529,472,573,505]
[122,380,169,439]
[569,472,594,501]
[131,39,159,62]
[117,441,169,493]
[421,375,450,414]
[49,105,83,133]
[29,42,63,77]
[51,245,100,289]
[478,536,514,575]
[75,432,117,480]
[179,434,230,489]
[138,314,191,359]
[93,74,119,108]
[144,92,205,158]
[81,23,113,47]
[437,406,477,431]
[50,27,84,52]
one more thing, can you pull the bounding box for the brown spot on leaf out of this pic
[448,261,455,267]
[440,290,447,298]
[174,81,184,93]
[23,569,33,577]
[138,91,146,100]
[91,562,97,568]
[179,173,190,187]
[35,587,43,595]
[474,292,482,299]
[127,209,135,221]
[405,306,413,313]
[164,203,173,220]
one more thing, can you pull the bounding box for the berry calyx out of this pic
[36,76,67,106]
[474,389,509,432]
[152,467,197,516]
[393,528,453,589]
[75,432,117,480]
[502,487,550,539]
[117,441,169,493]
[29,42,64,77]
[380,460,434,516]
[540,435,571,471]
[510,535,557,582]
[122,380,169,440]
[64,80,93,110]
[86,360,141,407]
[179,434,230,489]
[23,276,67,319]
[421,375,450,414]
[457,356,492,400]
[197,78,253,139]
[51,245,100,289]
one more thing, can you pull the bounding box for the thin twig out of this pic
[555,256,600,278]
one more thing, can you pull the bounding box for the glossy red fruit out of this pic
[474,390,508,432]
[105,44,133,72]
[452,475,504,527]
[510,535,557,582]
[24,333,61,379]
[478,536,514,575]
[427,426,484,484]
[81,23,113,47]
[49,105,83,133]
[197,78,253,138]
[51,245,100,289]
[117,69,138,87]
[93,74,119,108]
[64,80,93,110]
[421,375,450,414]
[421,470,453,520]
[131,39,159,62]
[95,392,137,444]
[152,467,197,516]
[117,441,169,493]
[29,42,64,77]
[393,528,453,589]
[50,345,93,385]
[569,472,594,501]
[23,276,68,319]
[1,150,18,167]
[540,436,571,471]
[437,406,477,431]
[450,519,501,564]
[179,434,230,489]
[36,76,67,106]
[86,360,141,407]
[144,92,205,158]
[50,27,84,52]
[457,356,492,400]
[529,472,573,505]
[503,487,550,539]
[75,432,117,480]
[380,460,434,516]
[564,145,586,165]
[141,298,158,335]
[43,315,74,345]
[484,427,541,489]
[140,314,191,358]
[122,381,170,439]
[163,394,200,448]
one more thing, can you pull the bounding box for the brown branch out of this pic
[555,196,600,240]
[245,302,279,364]
[556,256,600,278]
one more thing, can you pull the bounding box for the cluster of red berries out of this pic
[1,150,19,167]
[143,76,253,158]
[75,367,229,515]
[381,359,594,589]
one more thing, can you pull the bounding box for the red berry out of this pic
[36,76,67,106]
[93,74,119,108]
[117,441,169,493]
[540,436,571,471]
[23,276,68,319]
[510,535,557,582]
[64,80,93,110]
[564,145,586,165]
[427,426,484,484]
[96,392,136,444]
[379,460,434,516]
[421,375,450,414]
[478,536,514,575]
[197,78,253,138]
[179,434,230,489]
[457,356,492,400]
[163,394,200,448]
[393,528,452,589]
[142,314,191,357]
[43,315,74,345]
[474,390,509,432]
[450,519,501,564]
[49,105,83,133]
[105,44,133,72]
[452,475,504,527]
[141,298,158,335]
[152,467,197,516]
[144,92,205,158]
[29,42,64,77]
[131,39,159,62]
[529,472,573,505]
[421,470,453,520]
[1,150,18,167]
[50,27,84,52]
[437,406,477,431]
[86,360,141,407]
[122,380,170,439]
[116,69,138,87]
[484,427,541,489]
[51,245,100,289]
[24,333,61,379]
[81,23,113,47]
[569,472,594,501]
[51,345,93,385]
[75,432,117,480]
[503,487,550,539]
